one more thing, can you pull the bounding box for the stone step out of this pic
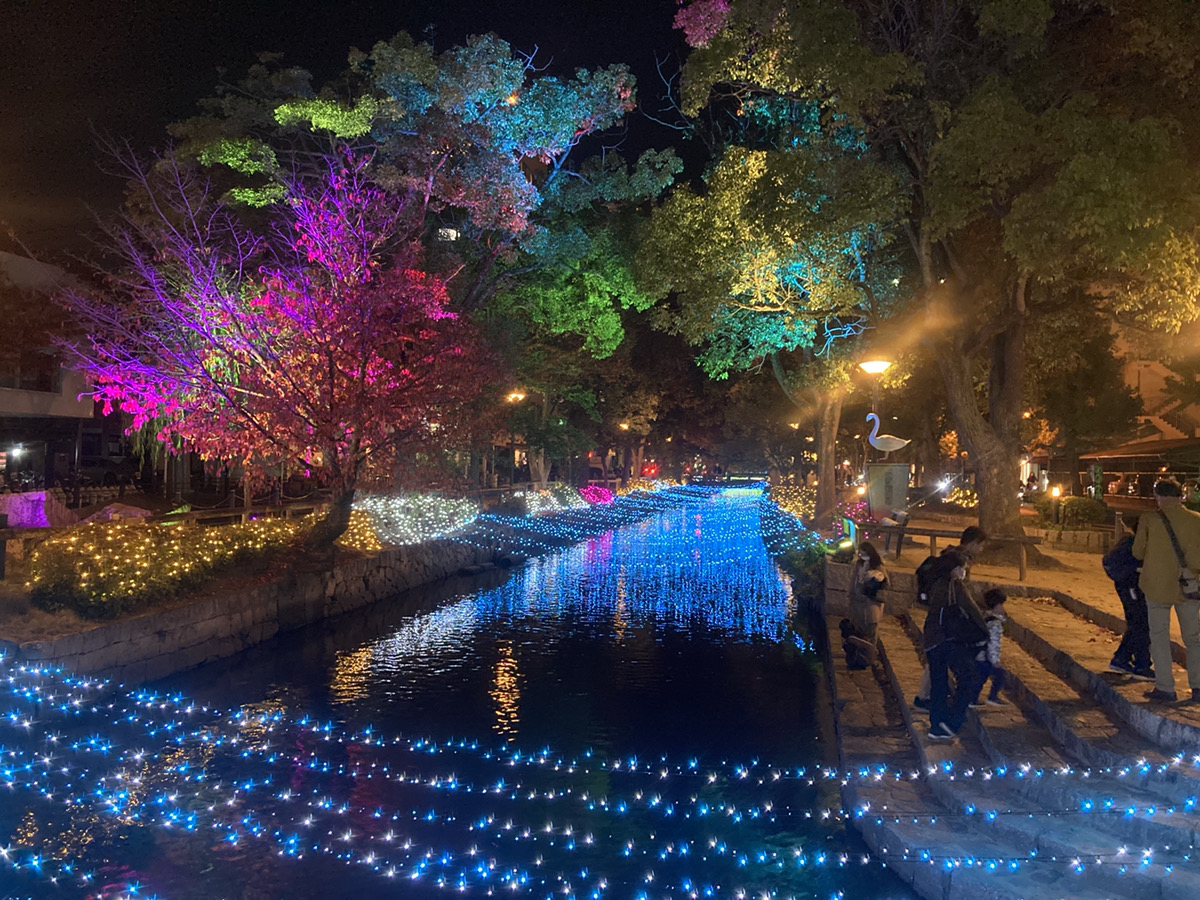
[830,615,1190,898]
[1001,593,1200,754]
[874,617,1200,893]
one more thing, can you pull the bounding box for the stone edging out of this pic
[9,539,494,683]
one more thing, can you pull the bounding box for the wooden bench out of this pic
[851,520,1042,581]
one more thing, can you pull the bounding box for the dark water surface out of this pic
[2,490,914,899]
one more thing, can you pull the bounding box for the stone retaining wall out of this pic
[13,539,494,683]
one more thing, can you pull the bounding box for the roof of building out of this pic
[1080,435,1200,461]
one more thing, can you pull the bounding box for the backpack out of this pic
[915,554,941,604]
[1102,536,1139,585]
[939,585,988,646]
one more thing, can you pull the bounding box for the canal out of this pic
[2,488,915,898]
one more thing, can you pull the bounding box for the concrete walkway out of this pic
[824,526,1200,899]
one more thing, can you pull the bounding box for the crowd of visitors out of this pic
[842,478,1200,743]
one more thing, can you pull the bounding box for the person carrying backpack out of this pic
[923,549,988,741]
[1104,514,1153,681]
[913,526,987,710]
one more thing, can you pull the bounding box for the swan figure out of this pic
[866,413,911,453]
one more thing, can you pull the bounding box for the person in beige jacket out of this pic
[1132,478,1200,702]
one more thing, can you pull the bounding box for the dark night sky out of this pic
[0,0,683,260]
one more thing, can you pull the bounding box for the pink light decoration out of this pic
[58,148,497,504]
[674,0,732,48]
[579,485,615,505]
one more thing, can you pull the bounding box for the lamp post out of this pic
[858,359,893,464]
[506,392,525,487]
[1051,485,1062,525]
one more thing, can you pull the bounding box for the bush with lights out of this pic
[28,519,301,619]
[769,484,816,520]
[339,494,481,550]
[1032,493,1108,528]
[944,483,979,510]
[513,483,588,515]
[579,485,615,504]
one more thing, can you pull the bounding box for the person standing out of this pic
[1104,514,1153,681]
[972,589,1009,708]
[913,526,987,709]
[841,542,889,668]
[1133,479,1200,703]
[923,555,989,740]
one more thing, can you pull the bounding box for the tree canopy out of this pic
[59,149,497,544]
[674,0,1200,535]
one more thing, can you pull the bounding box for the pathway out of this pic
[827,528,1200,899]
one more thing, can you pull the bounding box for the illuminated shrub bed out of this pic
[28,519,301,619]
[769,484,816,520]
[337,494,481,552]
[513,484,588,516]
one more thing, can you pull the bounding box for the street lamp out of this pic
[506,391,525,487]
[858,359,892,376]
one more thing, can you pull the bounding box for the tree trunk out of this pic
[529,448,550,488]
[937,286,1027,539]
[814,391,844,529]
[306,487,356,549]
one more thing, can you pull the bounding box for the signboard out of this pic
[866,463,911,520]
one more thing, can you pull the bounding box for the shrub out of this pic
[1031,493,1108,528]
[28,519,300,619]
[770,484,816,520]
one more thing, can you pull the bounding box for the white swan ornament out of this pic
[866,413,911,452]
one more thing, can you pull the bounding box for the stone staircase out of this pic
[824,565,1200,899]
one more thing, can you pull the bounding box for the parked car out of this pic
[76,455,139,486]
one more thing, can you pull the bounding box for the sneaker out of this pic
[1108,661,1134,676]
[1143,688,1178,703]
[912,696,930,711]
[985,697,1007,707]
[1130,669,1156,682]
[926,722,956,741]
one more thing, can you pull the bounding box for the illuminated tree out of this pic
[639,120,906,524]
[169,33,672,318]
[675,0,1200,538]
[58,149,496,546]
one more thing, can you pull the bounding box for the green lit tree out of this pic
[639,110,908,524]
[674,0,1200,539]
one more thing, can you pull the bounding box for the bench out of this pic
[851,520,1043,581]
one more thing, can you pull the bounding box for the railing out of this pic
[850,520,1043,582]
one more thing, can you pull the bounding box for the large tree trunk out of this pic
[814,391,844,529]
[937,279,1028,539]
[306,487,356,549]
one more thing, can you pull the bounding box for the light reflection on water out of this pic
[1,490,915,899]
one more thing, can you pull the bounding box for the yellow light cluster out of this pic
[770,484,816,520]
[27,519,301,618]
[946,485,979,509]
[336,509,384,554]
[617,477,677,496]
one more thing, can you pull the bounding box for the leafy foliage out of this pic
[58,149,497,543]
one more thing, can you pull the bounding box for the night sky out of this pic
[1,0,683,260]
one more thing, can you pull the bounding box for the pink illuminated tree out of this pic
[59,148,496,546]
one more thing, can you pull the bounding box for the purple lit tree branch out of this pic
[58,147,496,545]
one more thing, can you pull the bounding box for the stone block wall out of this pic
[824,560,917,618]
[15,539,494,682]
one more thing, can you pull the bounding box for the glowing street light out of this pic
[858,359,892,375]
